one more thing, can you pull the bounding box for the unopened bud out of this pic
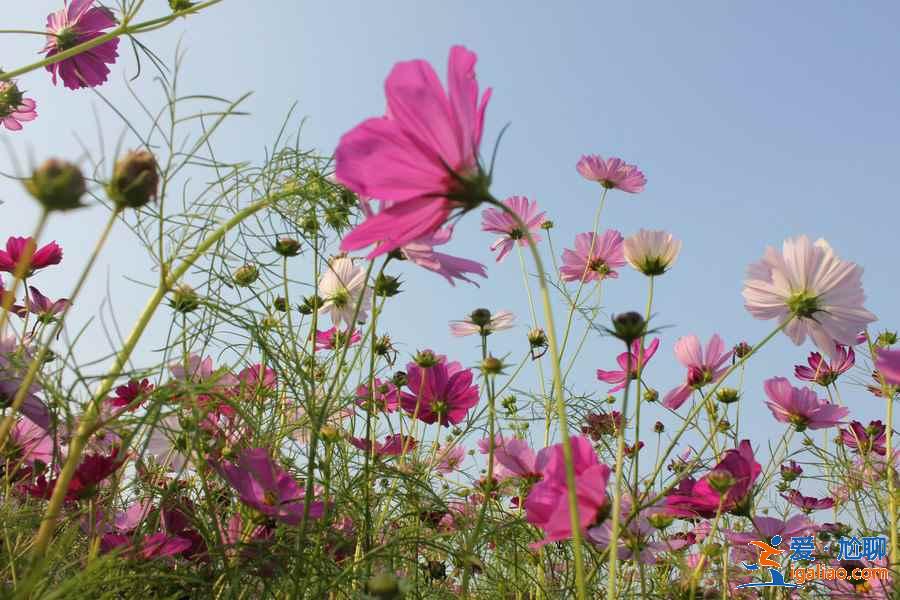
[108,149,159,209]
[540,220,554,230]
[481,355,504,375]
[469,308,492,327]
[169,284,200,313]
[707,468,736,494]
[413,350,440,368]
[647,512,674,530]
[274,237,301,257]
[25,159,86,211]
[733,341,752,359]
[232,264,259,287]
[273,296,288,312]
[716,388,740,404]
[374,273,402,297]
[611,312,646,344]
[643,388,659,403]
[366,572,400,598]
[653,421,665,433]
[298,295,322,315]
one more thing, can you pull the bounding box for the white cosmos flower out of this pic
[317,256,373,328]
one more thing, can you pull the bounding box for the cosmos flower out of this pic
[0,81,37,131]
[314,327,362,351]
[874,347,900,387]
[742,236,877,359]
[235,364,277,392]
[435,444,466,473]
[839,420,887,456]
[106,378,153,410]
[12,286,70,322]
[623,229,682,276]
[355,379,400,413]
[209,448,322,526]
[794,345,855,386]
[559,230,626,283]
[576,155,646,193]
[724,514,817,564]
[781,489,835,512]
[349,434,417,457]
[662,334,732,410]
[336,46,492,257]
[401,360,479,426]
[477,434,539,481]
[763,377,848,431]
[317,256,373,327]
[399,225,487,286]
[449,308,515,337]
[480,196,546,262]
[28,446,125,502]
[43,0,120,90]
[0,237,63,276]
[596,337,660,393]
[524,435,611,547]
[0,335,51,431]
[587,496,691,563]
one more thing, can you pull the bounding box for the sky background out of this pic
[1,2,898,474]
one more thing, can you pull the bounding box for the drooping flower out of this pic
[0,237,63,275]
[355,379,400,413]
[794,345,855,386]
[559,230,626,283]
[449,308,515,337]
[480,196,546,262]
[623,229,682,276]
[742,236,877,359]
[596,337,660,393]
[524,435,611,547]
[576,155,646,193]
[477,434,539,481]
[43,0,120,90]
[400,359,479,426]
[12,286,70,322]
[349,434,417,457]
[780,460,803,482]
[662,334,732,410]
[317,256,373,327]
[664,440,761,518]
[209,448,322,526]
[0,81,37,131]
[314,327,362,351]
[763,377,848,431]
[781,489,835,512]
[839,420,887,456]
[336,46,492,258]
[874,347,900,387]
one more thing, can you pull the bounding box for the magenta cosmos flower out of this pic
[400,359,479,426]
[763,377,848,431]
[349,434,416,457]
[665,440,761,518]
[0,237,63,276]
[478,434,539,481]
[480,196,546,262]
[743,236,877,359]
[794,344,854,386]
[435,444,466,473]
[576,155,646,193]
[13,286,70,322]
[662,334,732,410]
[839,420,887,456]
[781,489,835,512]
[209,448,322,526]
[314,327,361,351]
[559,230,626,283]
[43,0,120,90]
[335,46,492,258]
[0,81,37,132]
[355,379,400,413]
[596,337,660,393]
[524,435,611,548]
[875,347,900,387]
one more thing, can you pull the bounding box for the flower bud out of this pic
[716,388,740,404]
[373,335,394,357]
[647,512,674,530]
[481,355,504,376]
[108,149,159,209]
[707,468,736,494]
[25,159,86,211]
[540,220,554,230]
[732,341,752,359]
[273,296,288,312]
[610,312,646,344]
[374,273,402,297]
[653,421,665,434]
[169,0,194,10]
[391,371,408,387]
[876,330,898,348]
[780,460,803,482]
[298,295,322,315]
[274,237,301,257]
[319,425,341,443]
[232,264,259,287]
[413,350,440,368]
[169,284,200,313]
[366,572,400,598]
[643,388,659,403]
[469,308,492,328]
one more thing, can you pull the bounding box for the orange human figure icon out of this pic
[747,539,785,568]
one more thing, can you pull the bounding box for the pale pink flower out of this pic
[480,196,546,262]
[576,155,646,193]
[587,496,691,563]
[317,256,373,327]
[399,226,486,286]
[623,229,682,276]
[435,444,466,473]
[0,82,37,131]
[477,434,539,481]
[742,236,877,359]
[662,334,732,410]
[875,347,900,387]
[43,0,120,90]
[559,230,626,283]
[449,309,515,337]
[763,377,848,431]
[336,46,492,258]
[349,434,416,457]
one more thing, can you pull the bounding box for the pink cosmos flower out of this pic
[401,360,479,426]
[480,196,546,262]
[763,377,848,431]
[587,496,691,563]
[449,309,515,337]
[559,230,626,283]
[524,435,611,547]
[355,379,400,413]
[875,347,900,387]
[435,444,466,473]
[209,448,322,526]
[477,434,539,481]
[724,514,816,564]
[794,345,855,386]
[349,434,416,457]
[664,440,761,518]
[781,489,835,512]
[576,155,646,193]
[12,286,70,322]
[662,334,732,410]
[10,417,53,467]
[106,378,153,410]
[336,46,492,258]
[596,337,660,393]
[0,237,63,275]
[839,420,887,456]
[0,81,37,131]
[314,327,362,351]
[743,236,877,359]
[236,364,277,392]
[0,335,51,431]
[28,446,125,502]
[169,354,217,382]
[43,0,120,90]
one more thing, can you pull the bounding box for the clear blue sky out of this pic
[1,2,897,458]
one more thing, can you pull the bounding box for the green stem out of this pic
[606,350,632,600]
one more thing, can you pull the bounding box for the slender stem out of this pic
[606,349,632,600]
[870,335,898,569]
